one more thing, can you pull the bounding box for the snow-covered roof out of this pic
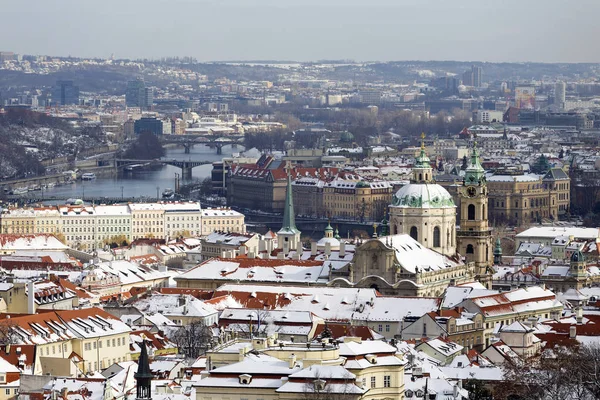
[132,294,217,318]
[517,227,599,240]
[380,235,462,274]
[177,258,330,285]
[391,183,455,208]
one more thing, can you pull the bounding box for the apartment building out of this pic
[0,202,239,251]
[200,208,246,235]
[164,202,203,238]
[3,308,131,376]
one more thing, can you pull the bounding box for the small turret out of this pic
[135,341,153,400]
[412,132,433,184]
[493,237,503,265]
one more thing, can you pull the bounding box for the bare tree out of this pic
[170,321,213,360]
[498,344,600,400]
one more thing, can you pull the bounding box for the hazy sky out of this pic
[3,0,599,62]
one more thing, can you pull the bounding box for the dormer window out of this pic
[313,378,326,391]
[239,374,252,384]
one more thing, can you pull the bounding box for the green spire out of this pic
[464,141,486,186]
[279,171,299,235]
[325,221,333,232]
[334,226,341,240]
[493,237,503,264]
[494,237,502,256]
[414,132,431,168]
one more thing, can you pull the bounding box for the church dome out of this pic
[391,183,455,208]
[317,236,340,250]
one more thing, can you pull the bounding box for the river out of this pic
[41,144,243,199]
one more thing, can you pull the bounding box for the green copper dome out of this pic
[391,183,455,208]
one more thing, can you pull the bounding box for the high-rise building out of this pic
[472,65,483,87]
[462,65,483,87]
[554,81,566,109]
[126,78,152,109]
[462,70,473,86]
[53,80,80,105]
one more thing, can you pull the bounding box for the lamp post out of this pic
[121,186,124,200]
[156,186,160,201]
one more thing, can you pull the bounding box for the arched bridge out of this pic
[160,134,244,154]
[115,159,214,179]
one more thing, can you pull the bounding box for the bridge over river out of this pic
[114,158,214,179]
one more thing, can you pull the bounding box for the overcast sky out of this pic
[3,0,599,62]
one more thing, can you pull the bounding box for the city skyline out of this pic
[3,0,600,63]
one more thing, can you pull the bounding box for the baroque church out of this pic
[330,136,493,296]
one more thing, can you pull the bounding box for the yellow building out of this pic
[1,308,131,376]
[487,168,570,226]
[1,209,35,234]
[200,208,246,235]
[195,335,405,400]
[130,203,166,240]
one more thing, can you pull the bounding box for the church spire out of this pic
[135,341,153,400]
[279,163,299,235]
[277,162,301,252]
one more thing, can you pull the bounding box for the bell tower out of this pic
[456,142,493,287]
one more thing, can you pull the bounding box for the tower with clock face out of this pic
[457,142,493,287]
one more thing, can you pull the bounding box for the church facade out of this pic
[334,138,493,296]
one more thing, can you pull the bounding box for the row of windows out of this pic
[83,337,126,351]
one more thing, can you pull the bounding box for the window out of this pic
[5,389,9,395]
[466,244,474,254]
[371,376,376,388]
[385,324,390,332]
[378,324,383,332]
[433,226,441,247]
[468,204,475,220]
[410,226,418,241]
[384,375,391,388]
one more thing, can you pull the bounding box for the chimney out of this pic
[283,240,289,256]
[569,325,577,339]
[339,241,346,257]
[325,242,331,257]
[27,280,35,314]
[576,307,584,325]
[239,245,247,256]
[288,353,296,369]
[453,384,459,398]
[5,344,10,355]
[311,241,317,256]
[239,347,245,362]
[248,251,255,259]
[277,252,285,260]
